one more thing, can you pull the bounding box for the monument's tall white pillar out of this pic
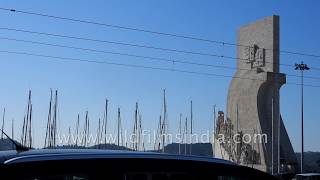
[215,16,297,174]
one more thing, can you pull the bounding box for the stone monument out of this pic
[214,15,297,173]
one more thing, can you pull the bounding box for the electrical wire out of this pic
[1,7,320,59]
[1,35,320,79]
[0,49,319,88]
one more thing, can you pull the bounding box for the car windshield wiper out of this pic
[0,129,30,152]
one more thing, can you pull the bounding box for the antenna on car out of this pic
[0,129,30,152]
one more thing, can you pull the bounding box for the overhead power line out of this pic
[1,7,320,59]
[0,27,311,69]
[1,35,320,79]
[0,49,319,88]
[0,34,297,69]
[3,26,320,72]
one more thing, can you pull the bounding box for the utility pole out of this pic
[295,62,310,173]
[271,97,274,174]
[277,74,281,174]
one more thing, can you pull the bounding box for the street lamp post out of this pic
[295,62,310,173]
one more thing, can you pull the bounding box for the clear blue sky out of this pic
[0,0,319,151]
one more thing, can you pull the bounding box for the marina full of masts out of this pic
[0,89,200,154]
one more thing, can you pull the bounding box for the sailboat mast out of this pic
[162,89,167,153]
[21,115,26,145]
[104,99,108,145]
[11,118,14,149]
[23,90,32,148]
[179,113,182,155]
[184,117,187,155]
[68,127,71,146]
[139,114,145,151]
[190,100,193,155]
[28,104,32,149]
[134,102,138,151]
[97,118,101,147]
[11,119,14,140]
[87,112,90,147]
[45,89,52,148]
[1,108,5,139]
[23,91,31,146]
[53,90,58,148]
[212,105,216,158]
[155,115,162,151]
[83,111,89,147]
[117,107,120,148]
[75,114,79,146]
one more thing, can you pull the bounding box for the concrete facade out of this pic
[215,16,297,174]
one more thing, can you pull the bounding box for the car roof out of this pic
[0,149,236,166]
[295,173,320,176]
